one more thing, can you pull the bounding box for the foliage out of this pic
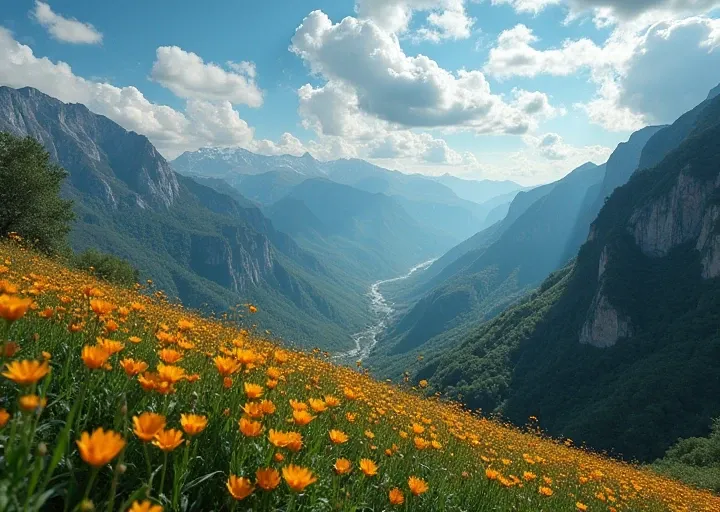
[653,418,720,492]
[0,132,74,255]
[0,241,717,511]
[71,249,140,287]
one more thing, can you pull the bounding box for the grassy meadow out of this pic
[0,239,717,512]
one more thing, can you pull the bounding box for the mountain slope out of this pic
[431,174,525,205]
[373,162,605,360]
[0,86,369,350]
[266,178,455,281]
[412,89,720,461]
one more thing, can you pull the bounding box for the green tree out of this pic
[71,249,139,287]
[0,132,74,254]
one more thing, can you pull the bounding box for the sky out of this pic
[1,1,719,185]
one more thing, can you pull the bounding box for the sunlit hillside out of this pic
[0,239,716,511]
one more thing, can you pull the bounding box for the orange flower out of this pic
[389,488,405,506]
[293,409,316,426]
[244,382,264,399]
[89,299,115,317]
[538,486,553,497]
[576,503,588,511]
[329,429,349,445]
[268,429,302,451]
[133,412,167,442]
[128,336,142,344]
[158,348,183,364]
[152,428,184,452]
[120,358,148,377]
[308,398,327,413]
[242,402,264,419]
[177,319,194,332]
[156,363,186,384]
[81,345,110,370]
[486,469,499,480]
[96,338,124,355]
[76,428,125,467]
[180,414,208,436]
[19,394,47,412]
[239,417,263,437]
[289,399,308,411]
[2,360,50,385]
[334,458,352,475]
[408,476,428,496]
[282,465,317,492]
[0,408,10,427]
[259,399,276,415]
[0,294,32,322]
[359,458,378,477]
[256,467,281,491]
[213,356,239,376]
[324,395,340,407]
[226,475,254,500]
[128,500,163,512]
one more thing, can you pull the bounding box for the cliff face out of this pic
[579,92,720,348]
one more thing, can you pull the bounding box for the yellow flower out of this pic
[0,408,11,427]
[89,299,115,317]
[2,360,50,386]
[152,429,184,452]
[180,414,208,436]
[120,358,148,377]
[293,409,316,426]
[156,363,186,384]
[19,394,47,412]
[334,458,352,475]
[389,488,405,505]
[0,294,32,322]
[308,398,327,412]
[244,382,264,399]
[239,417,263,437]
[419,379,428,388]
[359,458,378,477]
[158,348,183,364]
[282,464,317,492]
[408,476,429,496]
[213,356,239,377]
[226,475,254,500]
[76,428,125,467]
[81,345,111,370]
[329,429,349,445]
[128,501,163,512]
[133,412,167,442]
[256,467,281,491]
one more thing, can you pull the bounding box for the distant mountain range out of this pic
[391,83,720,462]
[171,148,523,244]
[0,86,373,350]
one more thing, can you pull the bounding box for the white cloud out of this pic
[615,17,720,123]
[151,46,263,107]
[0,27,296,159]
[566,0,720,22]
[355,0,474,40]
[523,132,613,161]
[484,24,611,79]
[32,1,102,44]
[291,11,559,134]
[491,0,562,15]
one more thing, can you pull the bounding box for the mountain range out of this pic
[394,84,720,462]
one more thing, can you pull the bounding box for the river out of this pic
[335,258,436,363]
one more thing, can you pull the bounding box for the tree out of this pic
[0,132,74,254]
[71,249,139,287]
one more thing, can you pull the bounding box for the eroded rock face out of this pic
[629,169,714,257]
[580,289,633,348]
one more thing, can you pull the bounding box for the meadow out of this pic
[0,238,718,512]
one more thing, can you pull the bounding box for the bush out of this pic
[0,132,74,254]
[71,249,139,287]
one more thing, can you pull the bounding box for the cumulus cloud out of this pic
[566,0,720,22]
[615,17,720,123]
[0,27,296,159]
[522,132,612,162]
[291,11,559,135]
[355,0,474,40]
[484,24,611,79]
[32,1,102,44]
[151,46,263,107]
[491,0,562,15]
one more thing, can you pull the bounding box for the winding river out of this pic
[336,258,436,363]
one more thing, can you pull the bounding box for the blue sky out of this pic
[1,1,719,184]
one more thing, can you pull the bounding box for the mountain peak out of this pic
[707,83,720,101]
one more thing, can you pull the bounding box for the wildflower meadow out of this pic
[0,238,718,511]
